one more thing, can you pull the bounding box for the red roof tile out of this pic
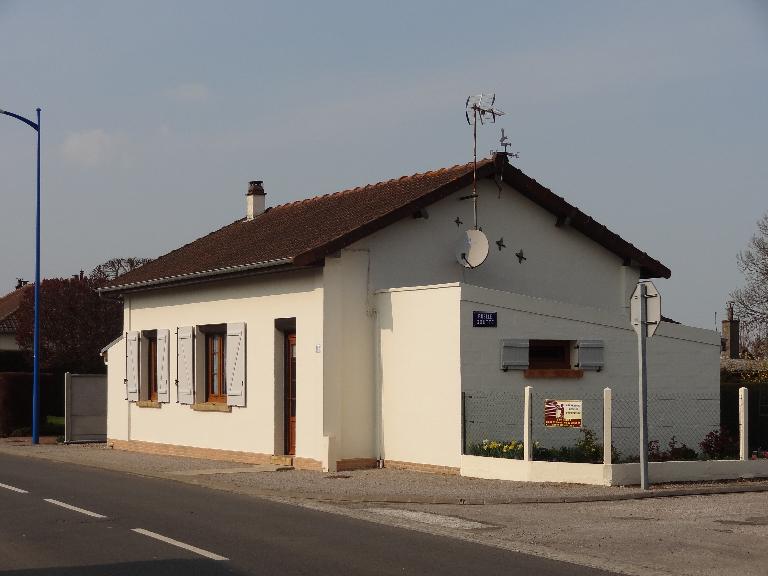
[0,286,29,335]
[102,154,669,293]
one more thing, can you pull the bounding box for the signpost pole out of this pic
[638,282,650,490]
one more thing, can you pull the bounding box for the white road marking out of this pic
[367,508,488,529]
[132,528,229,561]
[0,482,28,494]
[43,498,107,518]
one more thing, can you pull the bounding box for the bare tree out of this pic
[89,257,152,287]
[731,212,768,356]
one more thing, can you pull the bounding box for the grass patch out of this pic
[46,415,64,427]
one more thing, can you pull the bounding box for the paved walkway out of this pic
[1,440,767,504]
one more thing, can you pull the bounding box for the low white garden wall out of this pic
[461,454,768,486]
[461,455,611,485]
[609,459,768,485]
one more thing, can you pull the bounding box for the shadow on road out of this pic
[0,559,242,575]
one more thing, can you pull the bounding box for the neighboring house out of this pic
[100,153,720,472]
[720,310,768,453]
[0,284,29,369]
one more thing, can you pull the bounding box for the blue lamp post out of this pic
[1,107,41,445]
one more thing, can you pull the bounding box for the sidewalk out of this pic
[1,440,767,504]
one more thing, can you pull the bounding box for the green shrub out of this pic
[699,426,738,460]
[470,429,619,464]
[648,437,698,461]
[536,429,616,463]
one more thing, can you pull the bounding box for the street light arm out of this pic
[0,109,39,131]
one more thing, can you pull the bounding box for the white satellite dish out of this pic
[456,229,489,268]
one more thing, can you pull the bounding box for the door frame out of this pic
[284,332,297,456]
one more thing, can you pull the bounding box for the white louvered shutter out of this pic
[156,329,171,402]
[500,339,529,371]
[126,331,140,401]
[226,322,246,407]
[177,326,195,404]
[577,340,604,371]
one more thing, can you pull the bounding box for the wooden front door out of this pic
[284,333,297,455]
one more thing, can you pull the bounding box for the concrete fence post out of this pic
[603,387,612,465]
[739,387,749,461]
[64,372,72,443]
[523,385,533,462]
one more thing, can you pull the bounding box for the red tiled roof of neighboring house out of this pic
[101,154,670,293]
[0,286,29,335]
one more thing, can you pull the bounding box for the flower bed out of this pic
[468,427,742,464]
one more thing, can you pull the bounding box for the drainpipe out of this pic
[126,297,132,441]
[374,306,383,467]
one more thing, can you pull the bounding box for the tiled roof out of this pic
[0,286,29,335]
[102,154,670,293]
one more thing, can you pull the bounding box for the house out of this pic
[0,282,62,436]
[100,153,720,473]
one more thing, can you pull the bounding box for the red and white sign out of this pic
[544,399,582,428]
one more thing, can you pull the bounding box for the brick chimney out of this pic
[246,181,266,220]
[721,303,740,359]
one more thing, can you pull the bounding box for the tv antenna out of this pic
[465,94,504,229]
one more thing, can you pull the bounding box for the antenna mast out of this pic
[465,94,504,229]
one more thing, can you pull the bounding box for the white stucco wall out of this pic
[353,179,641,311]
[105,336,128,441]
[322,250,376,464]
[460,284,721,457]
[376,284,462,469]
[106,270,326,465]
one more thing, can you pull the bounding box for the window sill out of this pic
[191,402,231,413]
[136,400,161,408]
[524,369,584,379]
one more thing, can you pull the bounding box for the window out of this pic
[146,335,158,401]
[500,338,598,377]
[189,323,244,409]
[128,329,169,404]
[760,384,768,418]
[206,332,227,403]
[529,340,571,369]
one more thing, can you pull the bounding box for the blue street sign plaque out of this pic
[473,311,497,327]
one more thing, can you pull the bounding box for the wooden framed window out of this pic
[206,332,227,403]
[529,340,571,370]
[147,336,158,401]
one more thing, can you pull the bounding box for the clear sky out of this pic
[1,0,766,329]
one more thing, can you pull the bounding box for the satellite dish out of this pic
[456,229,489,268]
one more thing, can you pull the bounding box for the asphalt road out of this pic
[0,453,618,575]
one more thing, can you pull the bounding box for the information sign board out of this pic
[544,399,582,428]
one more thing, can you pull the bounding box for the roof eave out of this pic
[501,163,671,279]
[98,257,297,295]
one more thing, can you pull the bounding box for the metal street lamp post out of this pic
[1,107,41,444]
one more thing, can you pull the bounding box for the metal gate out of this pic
[64,373,107,443]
